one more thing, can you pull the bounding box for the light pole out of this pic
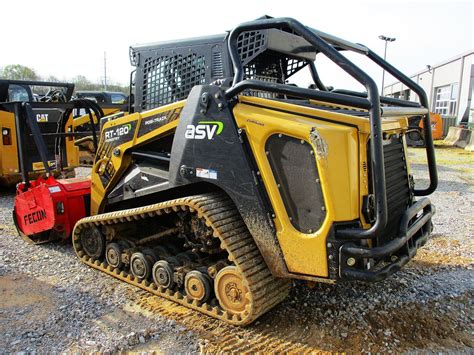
[379,35,396,95]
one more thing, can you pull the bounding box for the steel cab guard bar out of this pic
[225,17,438,241]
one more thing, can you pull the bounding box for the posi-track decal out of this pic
[138,108,182,137]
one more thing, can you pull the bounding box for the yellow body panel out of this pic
[233,96,409,278]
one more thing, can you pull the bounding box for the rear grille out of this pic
[141,53,206,110]
[211,48,224,79]
[377,135,411,245]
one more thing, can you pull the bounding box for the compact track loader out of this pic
[12,17,437,325]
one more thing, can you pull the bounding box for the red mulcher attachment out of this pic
[13,176,91,244]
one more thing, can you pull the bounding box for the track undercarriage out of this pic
[73,193,290,325]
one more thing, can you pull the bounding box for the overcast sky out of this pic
[1,0,472,91]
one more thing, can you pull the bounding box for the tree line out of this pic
[0,64,129,94]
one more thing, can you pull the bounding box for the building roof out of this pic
[384,49,474,89]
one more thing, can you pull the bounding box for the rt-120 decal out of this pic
[103,122,137,144]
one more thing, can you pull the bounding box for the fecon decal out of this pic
[185,121,223,140]
[104,123,132,142]
[24,209,47,225]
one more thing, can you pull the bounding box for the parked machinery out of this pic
[12,17,437,325]
[0,80,129,185]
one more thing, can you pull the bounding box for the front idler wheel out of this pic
[81,227,106,259]
[214,266,250,315]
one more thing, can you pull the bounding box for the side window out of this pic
[8,85,30,102]
[111,94,126,104]
[433,84,458,116]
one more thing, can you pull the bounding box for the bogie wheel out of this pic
[184,270,212,303]
[80,227,106,259]
[105,243,123,269]
[152,260,175,289]
[215,266,250,315]
[130,252,152,280]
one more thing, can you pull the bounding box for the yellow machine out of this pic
[15,17,438,325]
[0,80,78,185]
[0,80,127,185]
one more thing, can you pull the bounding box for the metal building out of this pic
[383,50,473,124]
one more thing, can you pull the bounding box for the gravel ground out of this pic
[0,146,473,353]
[0,192,198,352]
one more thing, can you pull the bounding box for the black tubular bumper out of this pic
[339,198,435,282]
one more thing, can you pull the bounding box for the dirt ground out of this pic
[0,146,473,353]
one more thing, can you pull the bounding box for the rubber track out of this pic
[72,192,291,325]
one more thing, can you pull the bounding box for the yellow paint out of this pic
[90,101,185,214]
[233,101,358,277]
[309,99,368,113]
[0,111,19,178]
[232,96,409,278]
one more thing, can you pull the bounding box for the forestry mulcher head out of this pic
[14,176,90,244]
[11,16,438,324]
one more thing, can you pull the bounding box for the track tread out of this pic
[72,192,290,325]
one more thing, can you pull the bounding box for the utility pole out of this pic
[104,51,107,90]
[378,35,396,95]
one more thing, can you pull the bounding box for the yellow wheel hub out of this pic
[215,266,250,314]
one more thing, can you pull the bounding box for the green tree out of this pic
[0,64,38,80]
[72,75,91,90]
[45,75,61,82]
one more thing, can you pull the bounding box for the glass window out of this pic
[8,85,30,102]
[451,83,459,100]
[433,84,458,116]
[111,94,126,104]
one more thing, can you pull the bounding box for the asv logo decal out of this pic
[185,121,223,140]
